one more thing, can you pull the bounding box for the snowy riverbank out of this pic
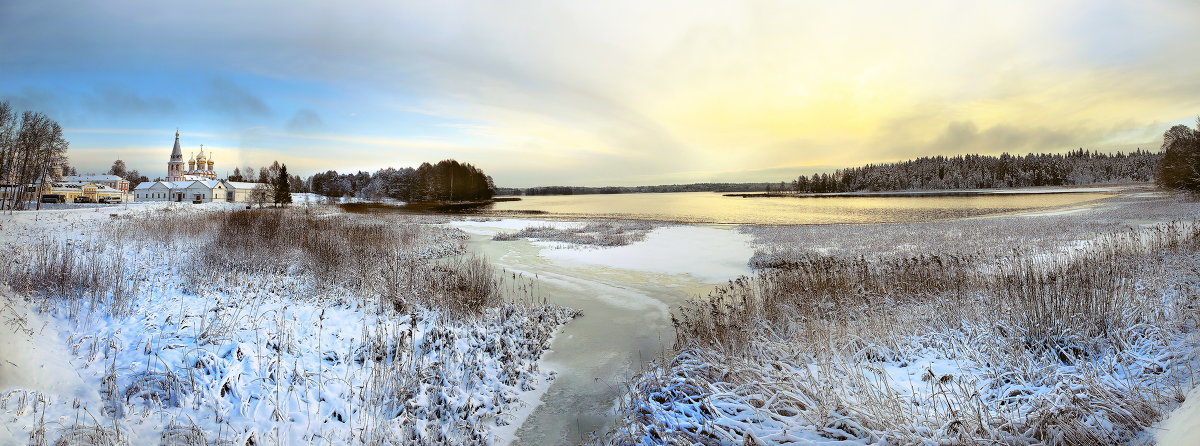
[0,203,578,445]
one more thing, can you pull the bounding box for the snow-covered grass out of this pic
[491,220,659,247]
[743,191,1200,269]
[605,221,1200,445]
[0,205,578,445]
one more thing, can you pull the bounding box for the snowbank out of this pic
[1156,383,1200,445]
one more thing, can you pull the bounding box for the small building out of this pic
[134,179,259,203]
[223,181,262,203]
[182,180,227,203]
[40,182,124,203]
[60,174,129,194]
[133,181,174,201]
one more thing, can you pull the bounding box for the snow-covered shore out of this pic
[0,203,578,445]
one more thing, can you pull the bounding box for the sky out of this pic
[2,0,1199,187]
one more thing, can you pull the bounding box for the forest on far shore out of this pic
[783,149,1160,193]
[307,159,495,202]
[494,149,1162,196]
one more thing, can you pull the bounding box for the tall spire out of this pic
[171,129,183,161]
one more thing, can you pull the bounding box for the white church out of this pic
[133,131,263,203]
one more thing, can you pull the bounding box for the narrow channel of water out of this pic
[465,226,744,444]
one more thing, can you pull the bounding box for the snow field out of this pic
[0,205,580,445]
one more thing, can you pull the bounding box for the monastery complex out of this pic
[40,130,265,204]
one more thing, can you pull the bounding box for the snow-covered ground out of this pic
[1157,383,1200,445]
[4,190,1200,445]
[0,203,577,445]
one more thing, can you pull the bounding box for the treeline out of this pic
[0,101,68,210]
[308,159,495,202]
[510,182,772,196]
[785,149,1161,193]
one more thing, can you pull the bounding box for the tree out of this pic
[108,159,127,178]
[274,164,292,206]
[0,104,69,211]
[250,183,270,208]
[126,169,148,190]
[1157,121,1200,191]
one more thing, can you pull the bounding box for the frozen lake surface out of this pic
[478,189,1118,224]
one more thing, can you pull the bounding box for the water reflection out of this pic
[474,192,1113,224]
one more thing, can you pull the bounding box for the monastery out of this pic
[133,131,262,203]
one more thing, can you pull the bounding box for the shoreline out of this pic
[723,183,1150,198]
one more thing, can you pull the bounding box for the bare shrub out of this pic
[435,254,502,315]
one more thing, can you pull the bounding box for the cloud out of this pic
[923,121,1078,155]
[203,77,271,118]
[285,109,326,133]
[4,1,1200,183]
[1,86,65,120]
[82,84,175,116]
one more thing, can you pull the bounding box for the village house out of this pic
[223,181,262,203]
[60,174,129,194]
[39,181,124,203]
[133,180,229,203]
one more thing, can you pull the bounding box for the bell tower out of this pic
[167,129,185,181]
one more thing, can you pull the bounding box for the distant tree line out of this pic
[512,183,773,196]
[1158,119,1200,192]
[783,149,1161,193]
[0,101,68,210]
[307,159,495,202]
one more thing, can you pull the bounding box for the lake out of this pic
[475,191,1115,225]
